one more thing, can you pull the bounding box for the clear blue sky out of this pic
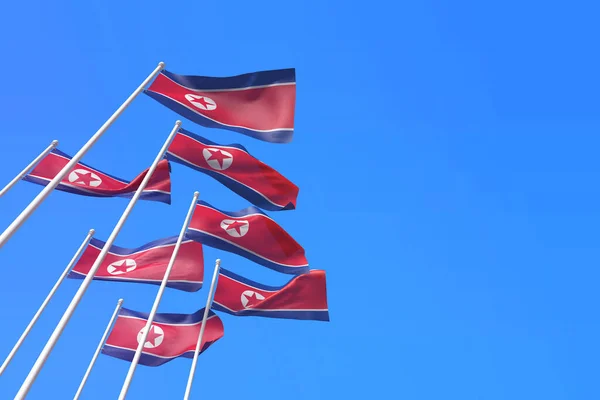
[0,1,599,399]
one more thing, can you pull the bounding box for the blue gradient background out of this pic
[1,1,599,399]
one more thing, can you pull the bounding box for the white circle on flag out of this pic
[220,219,249,238]
[185,94,217,111]
[106,259,137,275]
[241,290,265,308]
[202,148,233,171]
[137,325,164,349]
[68,169,102,187]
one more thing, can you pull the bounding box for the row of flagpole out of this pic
[0,60,220,398]
[0,224,221,398]
[72,260,222,400]
[13,117,182,398]
[1,115,222,398]
[0,60,310,398]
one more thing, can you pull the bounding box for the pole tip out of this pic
[158,61,166,69]
[193,191,200,197]
[118,298,124,305]
[216,259,221,266]
[88,228,95,235]
[51,140,59,147]
[175,120,182,126]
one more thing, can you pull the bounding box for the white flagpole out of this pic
[183,258,221,400]
[117,190,200,400]
[14,120,181,400]
[0,61,165,250]
[0,228,94,376]
[73,298,124,400]
[0,139,59,198]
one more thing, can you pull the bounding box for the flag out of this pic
[23,149,171,204]
[213,269,329,321]
[67,236,204,292]
[102,307,223,367]
[167,128,298,211]
[185,201,308,275]
[145,68,296,143]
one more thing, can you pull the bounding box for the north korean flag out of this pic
[145,68,296,144]
[167,129,298,211]
[213,269,329,321]
[102,307,223,367]
[185,201,308,275]
[67,236,204,292]
[23,149,171,204]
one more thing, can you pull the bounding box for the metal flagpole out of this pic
[183,258,221,400]
[0,229,94,376]
[73,298,124,400]
[0,61,165,250]
[14,120,181,399]
[0,139,59,198]
[117,190,200,400]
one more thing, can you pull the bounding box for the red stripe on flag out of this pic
[148,73,295,131]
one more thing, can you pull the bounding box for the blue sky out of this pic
[1,0,599,399]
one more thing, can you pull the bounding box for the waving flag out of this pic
[145,68,296,143]
[167,129,298,211]
[68,236,204,292]
[213,269,329,321]
[23,149,171,204]
[102,307,223,367]
[185,201,308,275]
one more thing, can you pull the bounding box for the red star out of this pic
[145,326,162,346]
[73,170,97,186]
[206,149,230,168]
[110,261,131,273]
[192,96,210,109]
[225,220,247,236]
[244,292,264,307]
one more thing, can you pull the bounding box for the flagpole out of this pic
[0,228,93,376]
[117,190,200,400]
[73,298,124,400]
[14,120,181,400]
[183,258,221,400]
[0,139,59,198]
[0,61,165,250]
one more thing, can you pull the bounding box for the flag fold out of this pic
[24,149,171,204]
[68,236,204,292]
[167,129,298,211]
[213,269,329,321]
[102,307,224,367]
[185,201,308,275]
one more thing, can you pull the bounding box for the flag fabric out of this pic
[213,269,329,321]
[23,149,171,204]
[185,201,308,275]
[67,236,204,292]
[145,68,296,144]
[167,128,298,211]
[102,307,224,367]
